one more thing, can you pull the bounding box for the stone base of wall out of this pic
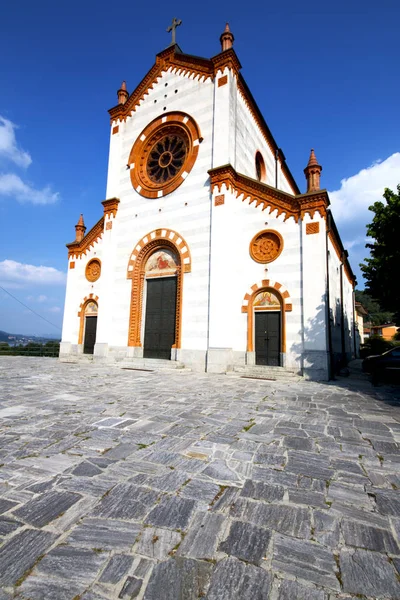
[59,344,330,381]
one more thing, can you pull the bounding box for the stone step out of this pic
[118,358,190,372]
[230,365,302,381]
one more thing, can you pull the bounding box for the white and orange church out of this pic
[60,22,356,380]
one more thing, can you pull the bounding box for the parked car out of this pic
[362,347,400,379]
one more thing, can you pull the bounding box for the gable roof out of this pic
[108,45,299,194]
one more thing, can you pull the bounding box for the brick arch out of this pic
[77,295,99,345]
[127,229,191,278]
[127,230,191,349]
[241,280,292,354]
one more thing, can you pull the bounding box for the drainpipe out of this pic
[352,290,357,358]
[339,254,346,367]
[275,148,279,188]
[326,211,334,379]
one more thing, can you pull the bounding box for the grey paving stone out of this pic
[253,452,286,468]
[231,498,311,539]
[71,461,103,477]
[16,577,82,600]
[136,527,181,559]
[0,528,58,586]
[145,469,189,492]
[241,479,285,503]
[66,518,140,550]
[202,461,241,482]
[273,533,340,590]
[340,548,400,599]
[0,515,23,536]
[286,452,333,480]
[210,486,241,513]
[32,545,108,583]
[145,495,196,530]
[99,554,134,584]
[288,489,327,509]
[276,579,327,600]
[119,576,143,599]
[313,510,340,547]
[12,489,81,527]
[284,436,314,451]
[92,483,159,520]
[180,478,220,505]
[143,557,213,600]
[206,556,272,600]
[327,482,370,507]
[178,512,225,559]
[219,520,271,565]
[341,519,399,553]
[0,498,18,514]
[375,490,400,516]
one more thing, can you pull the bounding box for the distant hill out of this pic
[0,330,60,344]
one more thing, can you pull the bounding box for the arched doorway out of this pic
[127,229,192,357]
[242,280,292,367]
[82,300,98,354]
[253,290,281,366]
[143,249,179,359]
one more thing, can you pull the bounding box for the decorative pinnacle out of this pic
[117,81,129,105]
[75,214,86,242]
[220,22,234,52]
[76,214,85,227]
[304,149,322,193]
[307,148,320,168]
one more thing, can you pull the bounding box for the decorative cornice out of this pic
[208,164,328,222]
[66,216,104,259]
[211,48,241,77]
[101,197,120,218]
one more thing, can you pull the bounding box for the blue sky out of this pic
[1,0,399,336]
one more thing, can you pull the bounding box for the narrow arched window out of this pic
[255,152,266,182]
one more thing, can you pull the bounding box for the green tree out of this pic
[354,290,394,326]
[360,184,400,323]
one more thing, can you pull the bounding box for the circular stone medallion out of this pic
[250,230,283,264]
[85,259,101,282]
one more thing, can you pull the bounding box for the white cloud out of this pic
[0,116,32,168]
[26,294,49,303]
[343,236,369,250]
[0,260,66,286]
[48,306,61,313]
[329,153,400,223]
[0,173,59,205]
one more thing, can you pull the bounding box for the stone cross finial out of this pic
[167,17,182,46]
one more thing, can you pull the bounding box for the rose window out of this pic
[147,135,187,183]
[128,112,201,199]
[250,230,283,263]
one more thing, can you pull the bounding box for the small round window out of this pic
[255,152,266,182]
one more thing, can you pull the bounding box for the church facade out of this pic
[60,25,356,380]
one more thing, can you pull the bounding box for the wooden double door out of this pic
[144,277,177,360]
[255,311,281,366]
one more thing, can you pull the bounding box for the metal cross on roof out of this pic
[167,17,182,46]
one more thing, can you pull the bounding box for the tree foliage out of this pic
[360,185,400,323]
[354,290,394,325]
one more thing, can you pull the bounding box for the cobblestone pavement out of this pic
[0,357,399,600]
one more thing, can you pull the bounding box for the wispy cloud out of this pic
[48,306,61,313]
[0,260,66,287]
[0,116,32,168]
[329,153,400,223]
[343,236,369,250]
[26,294,49,303]
[0,173,59,205]
[0,115,59,205]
